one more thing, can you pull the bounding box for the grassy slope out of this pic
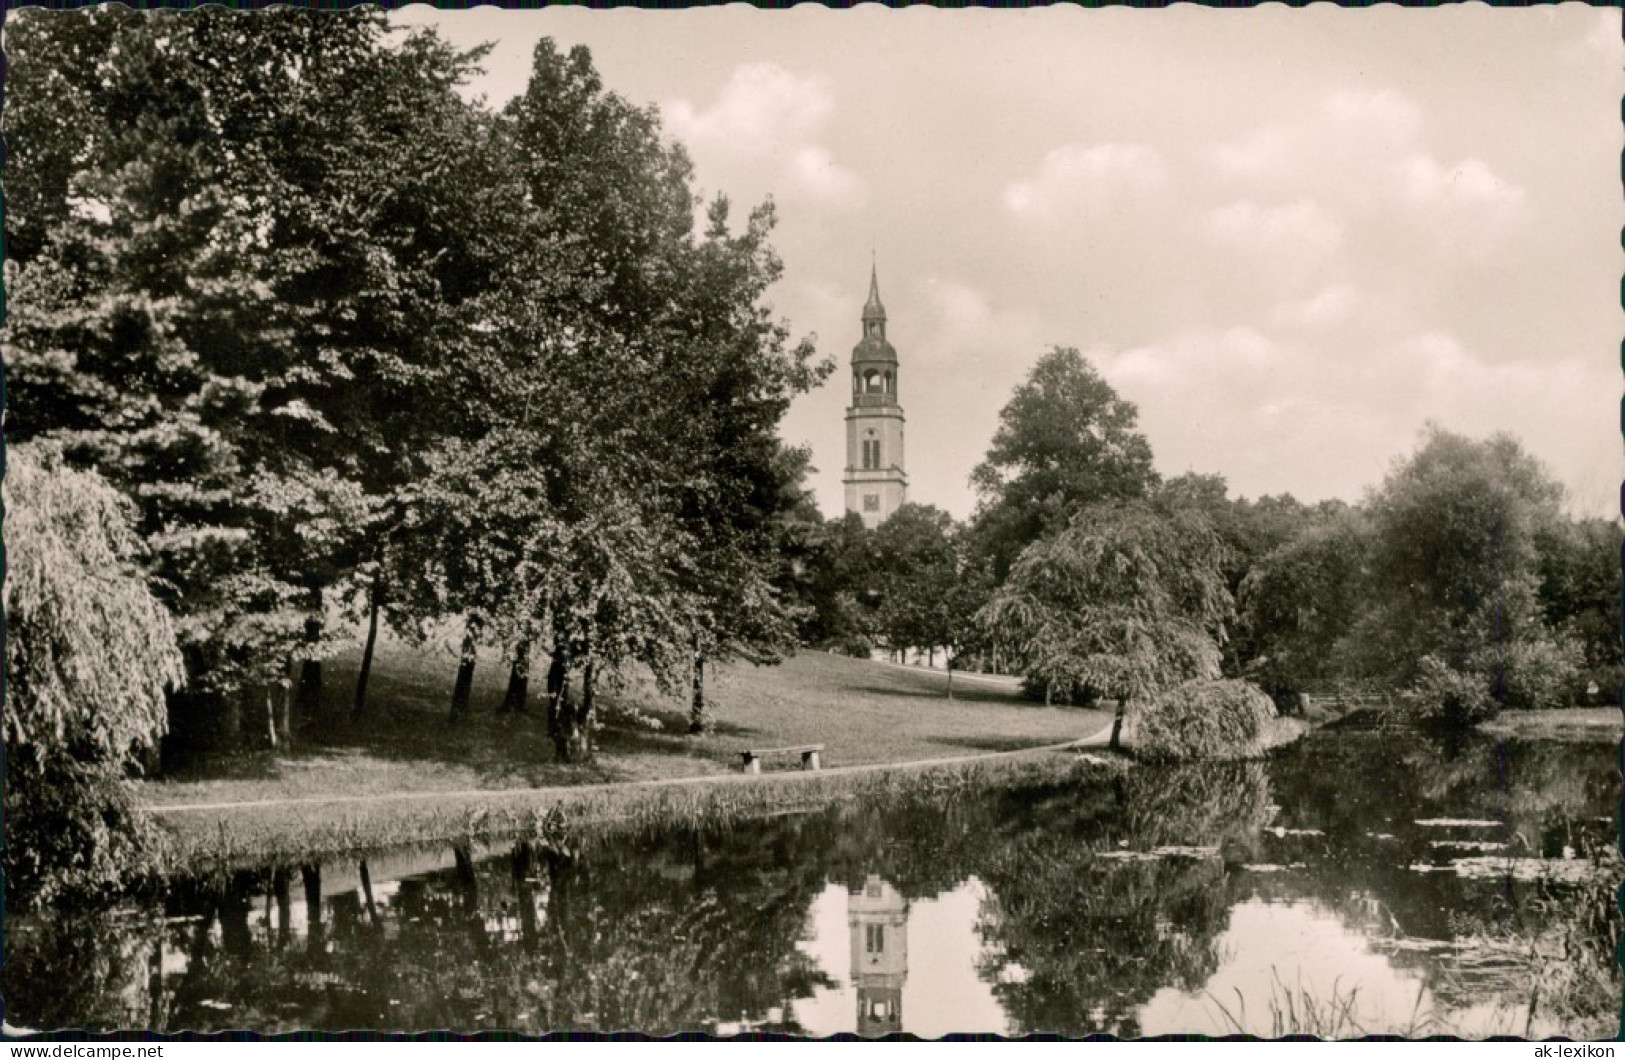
[142,643,1109,808]
[139,643,1109,870]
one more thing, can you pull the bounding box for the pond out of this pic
[7,726,1619,1038]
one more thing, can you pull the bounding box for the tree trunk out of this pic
[274,675,295,748]
[296,591,324,717]
[946,654,954,700]
[545,640,569,738]
[928,647,936,668]
[187,909,217,969]
[543,846,575,954]
[265,687,280,750]
[301,864,324,949]
[1109,699,1127,751]
[452,842,488,954]
[353,579,383,718]
[146,939,165,1028]
[692,830,713,892]
[556,654,596,763]
[510,840,534,884]
[218,887,252,959]
[688,644,711,735]
[272,868,292,948]
[296,656,323,717]
[512,842,540,949]
[578,657,596,760]
[552,685,578,762]
[452,842,478,910]
[501,640,531,715]
[449,621,480,721]
[359,859,379,926]
[1045,682,1053,707]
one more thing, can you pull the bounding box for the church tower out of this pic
[847,875,909,1037]
[843,264,908,528]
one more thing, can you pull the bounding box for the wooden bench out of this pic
[739,744,824,774]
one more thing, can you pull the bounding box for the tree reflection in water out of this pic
[973,763,1273,1037]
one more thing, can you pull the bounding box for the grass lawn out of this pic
[142,643,1109,809]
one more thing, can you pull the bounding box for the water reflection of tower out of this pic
[847,875,909,1037]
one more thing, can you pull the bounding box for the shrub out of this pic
[5,750,170,907]
[1403,655,1497,729]
[1126,679,1279,763]
[1493,634,1584,711]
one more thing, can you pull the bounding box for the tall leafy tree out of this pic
[1345,428,1577,717]
[386,39,825,754]
[4,8,502,711]
[969,346,1158,578]
[660,201,829,733]
[867,503,992,692]
[1156,474,1320,598]
[1534,516,1623,684]
[1235,508,1372,698]
[793,513,884,653]
[871,504,958,660]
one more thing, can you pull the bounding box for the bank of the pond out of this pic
[143,646,1123,873]
[140,647,1344,877]
[1482,707,1620,742]
[154,739,1127,878]
[153,710,1319,877]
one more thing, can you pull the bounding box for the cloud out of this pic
[1209,87,1529,266]
[1004,142,1168,221]
[665,63,864,208]
[1402,155,1525,209]
[667,63,830,149]
[1212,90,1418,186]
[912,277,1044,364]
[1324,88,1425,147]
[1087,317,1618,513]
[787,145,865,204]
[1211,127,1291,181]
[1266,283,1366,331]
[1205,198,1344,270]
[928,278,994,333]
[1103,327,1284,396]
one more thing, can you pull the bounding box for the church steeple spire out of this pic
[862,260,887,341]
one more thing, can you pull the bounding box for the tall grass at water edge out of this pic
[1207,970,1440,1039]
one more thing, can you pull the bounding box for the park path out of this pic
[145,722,1118,816]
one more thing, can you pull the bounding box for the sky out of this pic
[395,4,1624,521]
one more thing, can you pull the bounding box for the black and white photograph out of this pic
[3,2,1621,1040]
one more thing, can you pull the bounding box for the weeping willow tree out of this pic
[5,444,185,906]
[979,501,1233,749]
